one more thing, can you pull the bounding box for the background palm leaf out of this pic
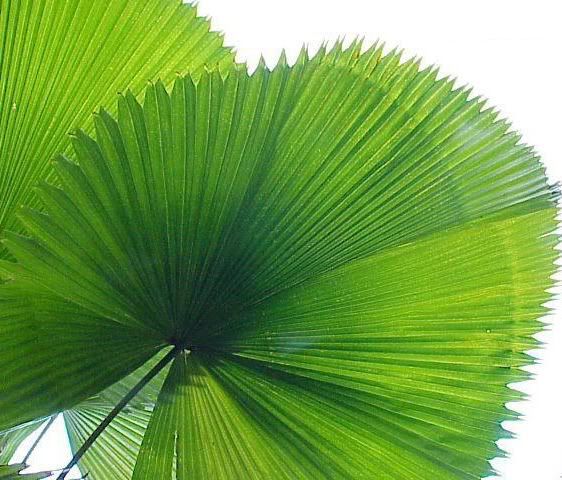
[0,0,233,259]
[0,421,44,465]
[0,42,558,479]
[1,422,54,480]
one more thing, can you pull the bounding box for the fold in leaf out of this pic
[0,0,233,257]
[1,46,558,479]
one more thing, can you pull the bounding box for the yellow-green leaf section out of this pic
[0,0,234,257]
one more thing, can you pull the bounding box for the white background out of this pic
[14,0,562,478]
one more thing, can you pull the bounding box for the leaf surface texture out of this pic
[0,44,558,479]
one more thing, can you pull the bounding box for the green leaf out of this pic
[0,275,165,430]
[132,210,556,480]
[0,421,43,464]
[1,45,558,479]
[0,463,51,480]
[0,40,404,433]
[0,0,234,258]
[0,349,171,479]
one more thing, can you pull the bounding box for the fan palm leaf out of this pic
[0,41,557,480]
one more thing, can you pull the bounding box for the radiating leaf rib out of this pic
[0,43,389,437]
[0,0,234,258]
[208,210,557,479]
[214,72,554,312]
[0,44,557,479]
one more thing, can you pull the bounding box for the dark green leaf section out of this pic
[1,47,558,479]
[0,0,234,255]
[0,275,164,430]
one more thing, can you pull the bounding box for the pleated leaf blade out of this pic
[1,44,558,479]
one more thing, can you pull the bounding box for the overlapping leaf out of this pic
[0,351,170,479]
[63,350,171,480]
[0,0,233,258]
[0,275,165,430]
[0,44,558,479]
